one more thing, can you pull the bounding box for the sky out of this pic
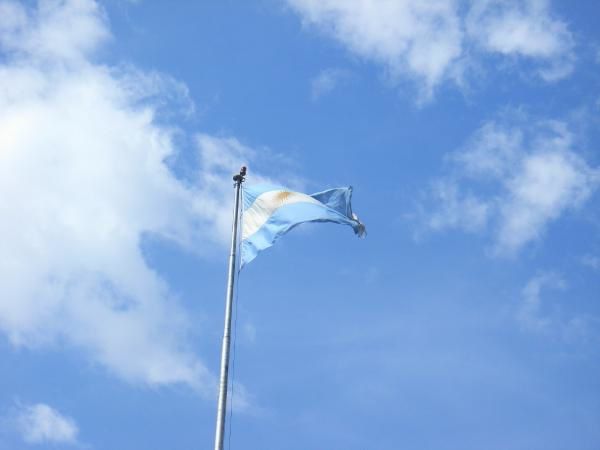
[0,0,599,449]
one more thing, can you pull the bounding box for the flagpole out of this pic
[214,166,246,450]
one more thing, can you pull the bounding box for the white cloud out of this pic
[498,146,595,252]
[287,0,575,100]
[422,180,490,232]
[417,117,599,254]
[310,68,351,100]
[466,0,575,81]
[288,0,463,100]
[452,121,524,178]
[0,0,109,63]
[16,403,78,445]
[0,0,262,392]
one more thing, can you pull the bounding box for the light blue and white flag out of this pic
[240,184,366,267]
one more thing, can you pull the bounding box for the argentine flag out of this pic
[240,184,366,267]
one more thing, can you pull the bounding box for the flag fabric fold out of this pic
[240,184,365,267]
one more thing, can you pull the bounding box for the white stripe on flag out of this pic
[242,190,322,240]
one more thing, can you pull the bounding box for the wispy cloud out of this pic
[310,68,351,101]
[420,179,490,233]
[466,0,575,81]
[517,272,599,343]
[288,0,463,101]
[287,0,575,101]
[15,403,78,445]
[517,272,566,332]
[581,255,600,271]
[0,0,109,63]
[414,115,599,255]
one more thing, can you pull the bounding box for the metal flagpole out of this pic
[214,166,246,450]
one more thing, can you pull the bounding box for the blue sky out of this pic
[0,0,599,449]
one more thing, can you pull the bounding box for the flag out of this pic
[240,184,365,267]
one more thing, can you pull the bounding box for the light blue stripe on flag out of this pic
[240,185,365,267]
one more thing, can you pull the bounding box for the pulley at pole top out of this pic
[233,166,246,183]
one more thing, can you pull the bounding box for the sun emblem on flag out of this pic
[275,190,293,206]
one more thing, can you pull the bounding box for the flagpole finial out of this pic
[233,166,247,184]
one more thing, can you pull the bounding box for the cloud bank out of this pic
[0,0,256,391]
[287,0,575,100]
